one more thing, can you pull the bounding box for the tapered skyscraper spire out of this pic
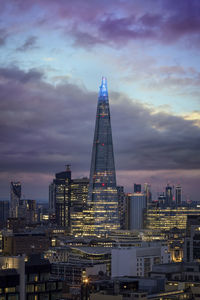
[86,77,119,237]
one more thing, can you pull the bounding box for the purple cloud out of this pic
[0,28,9,46]
[1,0,200,48]
[0,66,200,200]
[16,36,38,52]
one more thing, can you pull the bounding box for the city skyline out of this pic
[0,0,200,201]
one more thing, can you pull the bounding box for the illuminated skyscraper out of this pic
[10,182,21,218]
[87,77,119,236]
[54,165,71,228]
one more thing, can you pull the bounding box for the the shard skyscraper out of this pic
[86,77,119,237]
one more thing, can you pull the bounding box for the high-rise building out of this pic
[127,193,146,230]
[165,184,173,207]
[175,184,182,206]
[144,183,152,206]
[49,166,89,234]
[18,199,36,224]
[117,186,125,229]
[70,177,89,236]
[158,193,166,205]
[86,77,119,237]
[0,201,9,227]
[10,181,21,218]
[184,215,200,262]
[49,182,56,214]
[134,184,141,193]
[54,165,72,228]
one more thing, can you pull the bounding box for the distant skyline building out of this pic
[0,200,9,227]
[10,181,21,218]
[86,77,119,236]
[53,165,72,228]
[127,193,146,230]
[134,184,141,193]
[117,186,126,230]
[165,184,173,207]
[175,184,182,206]
[144,183,152,206]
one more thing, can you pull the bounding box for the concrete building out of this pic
[111,246,170,278]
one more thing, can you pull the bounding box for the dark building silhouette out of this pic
[117,186,125,229]
[134,184,141,193]
[54,165,72,228]
[175,184,182,206]
[165,184,173,207]
[0,200,9,227]
[10,182,21,218]
[144,183,152,206]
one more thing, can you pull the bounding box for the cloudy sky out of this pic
[0,0,200,201]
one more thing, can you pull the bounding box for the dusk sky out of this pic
[0,0,200,201]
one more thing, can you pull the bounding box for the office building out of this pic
[165,184,173,206]
[0,200,9,227]
[112,245,170,278]
[0,254,62,300]
[127,193,146,230]
[49,167,89,234]
[146,207,200,231]
[144,183,152,206]
[184,215,200,262]
[175,184,182,206]
[49,182,56,214]
[18,199,36,224]
[157,193,166,205]
[86,77,119,237]
[117,186,126,230]
[70,177,89,236]
[134,184,141,193]
[49,165,71,228]
[3,230,50,256]
[10,182,21,218]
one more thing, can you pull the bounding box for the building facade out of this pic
[175,185,182,206]
[49,165,72,228]
[112,246,170,278]
[127,193,146,230]
[70,177,89,236]
[86,77,119,237]
[10,182,21,218]
[49,166,89,234]
[145,207,200,231]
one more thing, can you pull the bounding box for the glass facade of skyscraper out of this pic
[86,77,119,237]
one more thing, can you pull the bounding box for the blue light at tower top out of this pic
[98,76,108,101]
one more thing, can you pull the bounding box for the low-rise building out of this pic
[112,246,170,278]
